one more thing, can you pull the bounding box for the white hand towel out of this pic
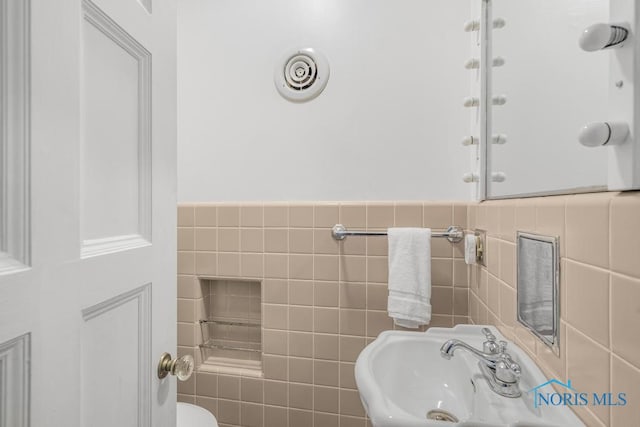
[387,228,432,328]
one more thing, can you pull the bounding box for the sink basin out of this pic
[355,325,584,427]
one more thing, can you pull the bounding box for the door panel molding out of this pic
[0,333,30,427]
[80,0,152,259]
[81,283,151,427]
[0,0,30,274]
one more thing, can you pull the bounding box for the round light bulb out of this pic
[578,122,629,147]
[579,23,629,52]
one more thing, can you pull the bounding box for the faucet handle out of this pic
[495,359,521,384]
[481,328,496,341]
[497,341,522,380]
[482,328,499,354]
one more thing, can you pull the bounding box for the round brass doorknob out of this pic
[157,352,194,381]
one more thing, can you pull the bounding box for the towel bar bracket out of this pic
[331,224,464,244]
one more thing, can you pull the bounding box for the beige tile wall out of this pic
[468,192,640,427]
[177,202,469,427]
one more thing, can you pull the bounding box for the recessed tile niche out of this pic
[199,279,262,372]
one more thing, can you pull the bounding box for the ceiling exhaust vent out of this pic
[274,48,329,102]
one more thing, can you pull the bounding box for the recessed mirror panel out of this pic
[488,0,609,198]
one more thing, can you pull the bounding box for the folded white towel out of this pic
[387,228,432,328]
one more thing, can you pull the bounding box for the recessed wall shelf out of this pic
[197,279,262,370]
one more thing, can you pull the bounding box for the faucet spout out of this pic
[440,334,523,398]
[440,339,499,367]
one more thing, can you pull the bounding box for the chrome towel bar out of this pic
[331,224,464,244]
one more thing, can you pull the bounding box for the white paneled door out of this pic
[0,0,177,426]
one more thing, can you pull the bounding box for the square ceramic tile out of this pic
[195,372,217,398]
[339,204,366,228]
[314,204,339,228]
[339,389,366,417]
[264,380,288,406]
[289,229,313,254]
[366,203,394,229]
[241,228,263,252]
[535,196,566,257]
[264,406,288,427]
[423,203,453,229]
[289,331,313,358]
[240,205,263,227]
[565,193,612,269]
[611,274,640,369]
[240,402,263,426]
[366,284,388,311]
[339,282,366,309]
[240,377,264,403]
[194,205,216,227]
[289,205,314,228]
[289,306,313,332]
[314,281,339,307]
[178,205,195,227]
[611,354,640,426]
[263,279,288,304]
[340,256,367,283]
[218,206,240,227]
[394,203,423,227]
[565,260,609,347]
[431,258,453,287]
[263,329,287,355]
[218,228,240,252]
[289,357,313,384]
[566,326,610,425]
[288,383,313,409]
[314,255,339,281]
[431,286,453,315]
[314,308,339,334]
[314,229,340,255]
[366,310,393,337]
[178,227,194,251]
[314,333,339,360]
[313,360,339,386]
[339,335,366,362]
[314,386,339,414]
[339,309,366,336]
[264,229,288,253]
[289,280,314,306]
[264,205,288,227]
[610,193,640,279]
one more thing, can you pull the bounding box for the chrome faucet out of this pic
[440,328,522,398]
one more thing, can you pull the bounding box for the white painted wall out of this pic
[177,0,473,202]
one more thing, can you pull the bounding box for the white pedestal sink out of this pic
[355,325,584,427]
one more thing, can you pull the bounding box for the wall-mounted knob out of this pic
[492,134,507,144]
[491,172,506,182]
[464,20,480,32]
[465,58,480,69]
[465,58,505,69]
[463,97,480,107]
[579,23,629,51]
[464,19,505,32]
[461,136,478,146]
[462,173,480,183]
[492,95,507,106]
[578,122,629,147]
[157,352,194,381]
[493,18,506,29]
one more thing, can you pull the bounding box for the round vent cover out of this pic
[275,48,329,102]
